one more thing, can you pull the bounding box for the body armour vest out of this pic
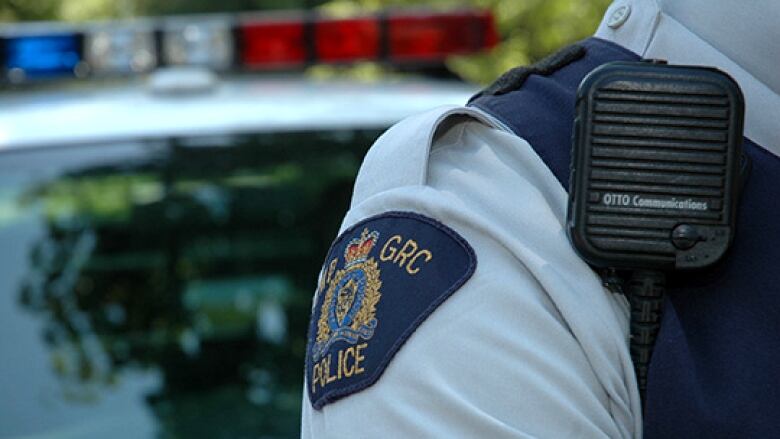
[470,37,780,438]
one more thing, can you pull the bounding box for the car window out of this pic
[0,128,381,438]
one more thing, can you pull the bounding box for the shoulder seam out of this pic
[351,106,502,207]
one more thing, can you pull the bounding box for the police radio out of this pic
[567,60,747,405]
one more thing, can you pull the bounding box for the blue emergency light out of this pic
[4,34,82,78]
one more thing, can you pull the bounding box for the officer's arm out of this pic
[301,109,641,438]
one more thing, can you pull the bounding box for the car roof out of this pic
[0,73,478,150]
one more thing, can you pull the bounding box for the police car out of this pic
[0,9,495,439]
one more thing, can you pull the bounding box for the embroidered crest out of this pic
[306,212,476,409]
[312,228,382,361]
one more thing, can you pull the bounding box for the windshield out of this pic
[0,129,380,438]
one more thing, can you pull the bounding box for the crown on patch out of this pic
[344,228,379,266]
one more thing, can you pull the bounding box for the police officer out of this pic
[302,0,780,437]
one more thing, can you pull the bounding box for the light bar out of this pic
[162,20,234,70]
[85,26,156,74]
[4,34,83,81]
[0,9,499,83]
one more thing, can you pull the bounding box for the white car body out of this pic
[0,72,477,149]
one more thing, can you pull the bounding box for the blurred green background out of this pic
[0,1,611,438]
[0,0,610,84]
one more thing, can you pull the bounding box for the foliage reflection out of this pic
[3,129,379,438]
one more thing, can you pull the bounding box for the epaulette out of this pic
[469,43,586,102]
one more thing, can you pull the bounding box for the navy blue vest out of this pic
[470,37,780,438]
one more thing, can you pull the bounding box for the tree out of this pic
[0,0,59,22]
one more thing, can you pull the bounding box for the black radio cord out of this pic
[602,269,665,408]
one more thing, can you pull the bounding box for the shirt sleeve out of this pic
[301,111,641,438]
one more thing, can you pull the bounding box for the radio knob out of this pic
[671,224,701,250]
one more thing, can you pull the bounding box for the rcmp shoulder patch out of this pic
[306,211,476,409]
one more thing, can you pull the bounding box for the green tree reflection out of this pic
[16,129,380,437]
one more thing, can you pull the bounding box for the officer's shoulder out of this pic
[351,105,503,206]
[351,41,592,207]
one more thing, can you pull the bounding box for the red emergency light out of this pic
[239,9,498,69]
[388,11,499,62]
[315,18,380,62]
[241,19,306,68]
